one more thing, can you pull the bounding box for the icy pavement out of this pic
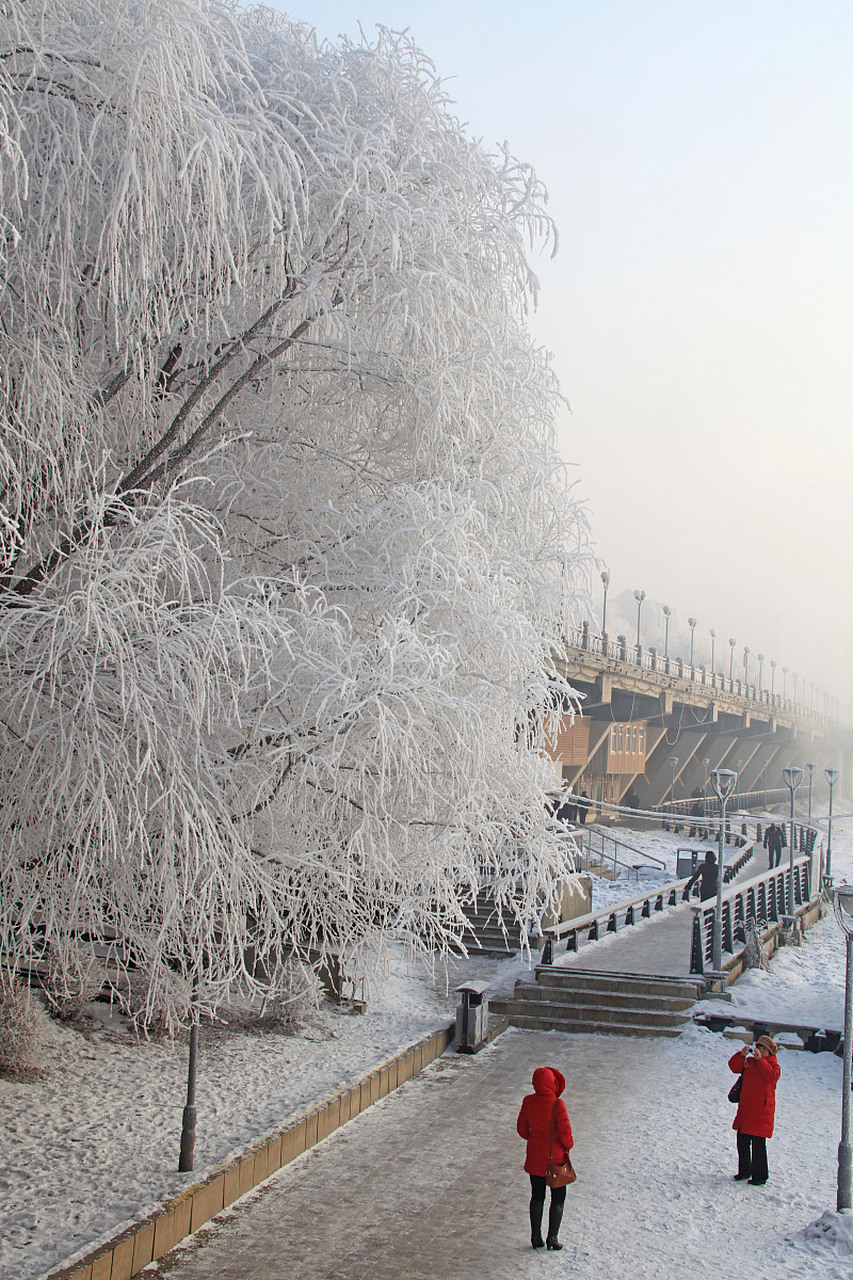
[148,1025,849,1280]
[7,811,852,1280]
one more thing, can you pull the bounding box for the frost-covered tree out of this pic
[0,0,589,1026]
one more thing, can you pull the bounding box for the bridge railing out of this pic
[572,827,667,878]
[568,624,845,728]
[540,879,688,963]
[688,856,813,975]
[541,839,755,962]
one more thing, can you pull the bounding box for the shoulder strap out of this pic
[549,1100,558,1162]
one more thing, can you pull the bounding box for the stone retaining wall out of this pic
[46,1022,456,1280]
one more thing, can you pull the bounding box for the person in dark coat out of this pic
[516,1066,574,1250]
[686,850,718,901]
[728,1035,781,1184]
[763,824,784,868]
[577,790,591,824]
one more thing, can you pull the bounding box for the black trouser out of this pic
[737,1131,768,1182]
[529,1174,566,1207]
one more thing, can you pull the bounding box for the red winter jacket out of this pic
[729,1050,781,1138]
[516,1066,574,1176]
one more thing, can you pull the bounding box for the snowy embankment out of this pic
[2,814,853,1280]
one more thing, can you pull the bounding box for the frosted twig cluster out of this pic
[0,0,590,1029]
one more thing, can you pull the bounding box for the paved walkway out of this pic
[552,840,775,978]
[147,1026,833,1280]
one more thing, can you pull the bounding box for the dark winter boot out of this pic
[546,1202,564,1250]
[529,1198,545,1248]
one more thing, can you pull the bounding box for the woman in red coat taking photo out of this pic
[728,1034,781,1185]
[516,1066,574,1250]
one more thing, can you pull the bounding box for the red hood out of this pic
[532,1066,565,1096]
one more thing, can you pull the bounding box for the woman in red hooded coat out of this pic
[728,1034,781,1185]
[516,1066,574,1250]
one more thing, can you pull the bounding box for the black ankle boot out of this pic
[529,1199,545,1248]
[546,1202,564,1250]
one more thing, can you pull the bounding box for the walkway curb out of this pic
[43,1022,457,1280]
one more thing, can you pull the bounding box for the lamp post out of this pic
[770,659,776,699]
[711,768,738,973]
[805,761,817,821]
[710,628,716,676]
[793,672,799,707]
[663,604,671,660]
[729,637,736,682]
[831,885,853,1211]
[600,569,610,636]
[825,768,840,884]
[782,666,788,701]
[688,617,697,668]
[669,755,679,808]
[634,589,646,649]
[757,653,764,695]
[743,646,750,690]
[782,765,804,918]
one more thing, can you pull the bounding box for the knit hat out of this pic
[756,1034,778,1054]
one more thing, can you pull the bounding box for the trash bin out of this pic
[676,849,700,879]
[455,980,490,1054]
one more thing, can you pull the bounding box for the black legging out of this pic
[737,1132,768,1182]
[529,1174,567,1207]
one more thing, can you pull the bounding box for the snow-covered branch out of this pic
[0,0,590,1027]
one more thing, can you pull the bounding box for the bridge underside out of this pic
[550,645,852,815]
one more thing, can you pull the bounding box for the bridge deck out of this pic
[552,841,774,978]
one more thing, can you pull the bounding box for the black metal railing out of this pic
[688,857,813,975]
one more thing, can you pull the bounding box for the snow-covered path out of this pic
[4,813,852,1280]
[145,1025,849,1280]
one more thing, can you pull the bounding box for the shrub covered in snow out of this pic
[0,981,47,1080]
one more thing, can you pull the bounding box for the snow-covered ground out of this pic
[3,811,852,1280]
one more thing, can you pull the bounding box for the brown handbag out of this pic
[545,1100,577,1188]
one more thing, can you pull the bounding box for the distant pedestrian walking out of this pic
[577,790,591,824]
[763,823,784,868]
[728,1036,780,1185]
[686,849,718,901]
[516,1066,574,1251]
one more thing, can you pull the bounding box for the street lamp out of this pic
[757,653,764,695]
[634,589,646,648]
[770,659,776,698]
[711,768,738,973]
[663,604,671,660]
[743,646,750,689]
[826,767,840,883]
[710,628,716,675]
[600,569,610,636]
[782,765,804,918]
[688,617,697,667]
[805,761,817,821]
[793,672,799,706]
[669,755,679,807]
[729,637,736,681]
[831,885,853,1211]
[782,666,788,701]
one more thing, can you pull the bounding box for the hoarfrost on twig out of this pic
[0,1,590,1031]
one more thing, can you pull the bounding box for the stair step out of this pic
[494,997,691,1028]
[534,968,702,1001]
[514,983,695,1013]
[493,1010,683,1038]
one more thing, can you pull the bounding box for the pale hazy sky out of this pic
[271,0,852,710]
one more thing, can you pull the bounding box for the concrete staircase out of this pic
[454,892,524,958]
[490,966,703,1037]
